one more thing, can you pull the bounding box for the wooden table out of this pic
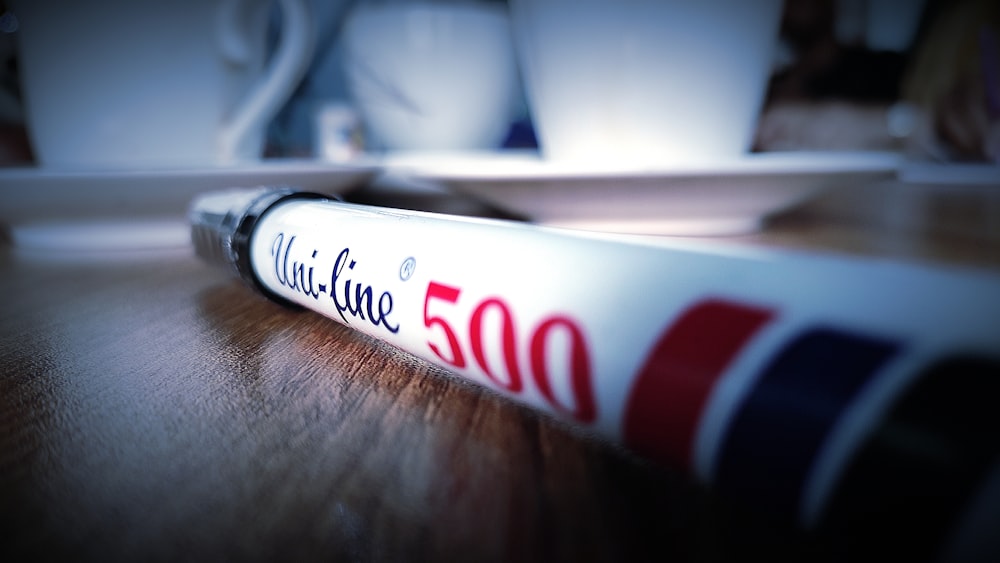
[2,178,998,562]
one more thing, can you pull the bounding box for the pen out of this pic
[191,186,1000,560]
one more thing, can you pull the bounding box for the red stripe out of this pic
[623,299,774,469]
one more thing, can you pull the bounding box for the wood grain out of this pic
[0,245,836,562]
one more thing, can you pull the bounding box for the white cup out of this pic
[10,0,313,170]
[509,0,782,166]
[341,0,521,152]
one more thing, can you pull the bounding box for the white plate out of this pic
[385,150,902,235]
[0,158,379,225]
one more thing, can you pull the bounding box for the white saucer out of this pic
[9,218,193,253]
[0,158,379,225]
[384,150,902,235]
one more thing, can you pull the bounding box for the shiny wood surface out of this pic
[2,179,998,562]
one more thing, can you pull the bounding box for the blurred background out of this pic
[0,0,996,167]
[0,0,997,248]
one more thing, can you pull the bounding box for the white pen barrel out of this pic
[193,188,1000,558]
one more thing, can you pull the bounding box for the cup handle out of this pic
[216,0,313,162]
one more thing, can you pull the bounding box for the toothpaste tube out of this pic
[191,187,1000,560]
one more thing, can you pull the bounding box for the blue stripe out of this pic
[816,355,1000,560]
[713,327,900,520]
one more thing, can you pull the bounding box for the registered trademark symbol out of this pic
[399,257,416,281]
